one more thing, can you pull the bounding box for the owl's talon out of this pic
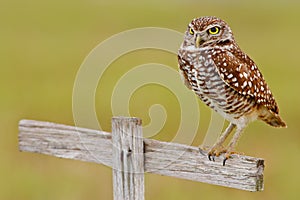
[223,157,228,166]
[223,151,235,166]
[208,154,212,161]
[208,154,215,161]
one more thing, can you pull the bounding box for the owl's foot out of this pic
[207,144,226,162]
[208,145,237,166]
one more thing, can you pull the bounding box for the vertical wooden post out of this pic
[112,117,144,200]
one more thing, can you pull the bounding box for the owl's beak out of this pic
[195,34,203,48]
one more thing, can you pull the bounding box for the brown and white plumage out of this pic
[178,16,286,165]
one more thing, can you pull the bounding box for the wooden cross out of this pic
[18,117,264,199]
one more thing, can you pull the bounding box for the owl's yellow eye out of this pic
[189,28,194,35]
[208,26,220,35]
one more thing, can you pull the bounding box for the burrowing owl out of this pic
[178,16,286,165]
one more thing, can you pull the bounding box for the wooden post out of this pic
[112,117,144,200]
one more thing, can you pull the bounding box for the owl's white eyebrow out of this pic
[206,24,221,29]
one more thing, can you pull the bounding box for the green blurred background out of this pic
[1,0,300,199]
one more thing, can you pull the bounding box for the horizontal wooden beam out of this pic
[18,119,264,192]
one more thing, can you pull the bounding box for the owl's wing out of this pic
[211,50,279,114]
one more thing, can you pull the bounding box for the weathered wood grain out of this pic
[112,117,144,200]
[18,119,264,192]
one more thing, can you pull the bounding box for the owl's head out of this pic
[182,16,234,49]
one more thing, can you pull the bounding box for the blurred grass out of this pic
[1,0,300,199]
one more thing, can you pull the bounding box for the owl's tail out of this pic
[258,107,287,128]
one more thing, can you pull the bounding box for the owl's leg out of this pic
[208,123,236,161]
[222,125,246,166]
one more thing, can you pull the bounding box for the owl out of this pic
[178,16,286,165]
